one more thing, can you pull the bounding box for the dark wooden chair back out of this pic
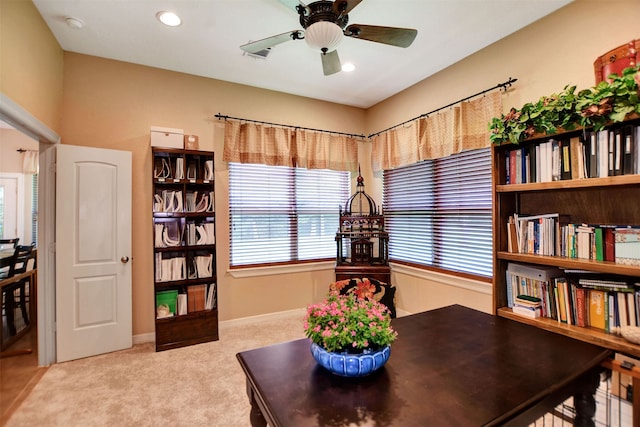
[0,238,19,250]
[7,245,35,277]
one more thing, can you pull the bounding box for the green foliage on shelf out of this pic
[489,66,640,145]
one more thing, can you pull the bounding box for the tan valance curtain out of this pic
[372,90,502,171]
[295,130,358,171]
[223,120,295,167]
[371,120,420,172]
[21,150,38,174]
[223,120,359,171]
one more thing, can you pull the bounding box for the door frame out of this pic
[0,93,60,366]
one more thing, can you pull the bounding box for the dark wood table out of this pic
[236,304,612,427]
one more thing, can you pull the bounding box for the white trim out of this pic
[0,93,60,144]
[228,260,335,278]
[219,308,307,330]
[38,144,57,366]
[133,332,155,345]
[390,262,492,295]
[0,92,60,366]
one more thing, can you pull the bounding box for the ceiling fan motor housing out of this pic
[298,1,349,30]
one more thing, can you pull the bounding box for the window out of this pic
[31,174,38,246]
[383,148,492,278]
[229,163,350,267]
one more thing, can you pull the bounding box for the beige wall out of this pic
[367,0,640,134]
[368,0,640,315]
[0,0,64,133]
[60,53,366,335]
[2,0,640,339]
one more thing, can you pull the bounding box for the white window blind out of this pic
[31,174,38,246]
[383,148,493,278]
[229,163,350,267]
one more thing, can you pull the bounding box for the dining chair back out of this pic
[1,245,35,337]
[0,238,19,250]
[1,245,34,279]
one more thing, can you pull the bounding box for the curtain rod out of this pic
[367,77,517,139]
[16,148,37,153]
[215,113,366,139]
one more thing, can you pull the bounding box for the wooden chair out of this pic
[0,238,19,250]
[0,238,19,277]
[2,245,35,336]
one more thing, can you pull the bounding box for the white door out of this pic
[56,144,132,362]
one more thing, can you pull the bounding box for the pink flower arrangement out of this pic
[304,291,397,353]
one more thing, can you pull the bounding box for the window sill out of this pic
[228,261,336,278]
[390,262,492,295]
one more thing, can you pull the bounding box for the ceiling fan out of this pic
[240,0,418,76]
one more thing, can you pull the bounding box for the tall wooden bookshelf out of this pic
[152,147,218,351]
[492,116,640,358]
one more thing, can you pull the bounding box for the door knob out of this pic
[121,256,130,264]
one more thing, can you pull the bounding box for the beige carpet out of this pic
[6,310,306,427]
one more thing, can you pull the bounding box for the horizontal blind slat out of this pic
[383,148,492,277]
[229,163,349,267]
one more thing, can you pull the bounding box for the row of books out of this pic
[155,253,213,282]
[154,158,214,181]
[153,190,215,213]
[154,222,216,248]
[504,123,640,185]
[506,213,640,266]
[507,262,640,332]
[155,283,217,318]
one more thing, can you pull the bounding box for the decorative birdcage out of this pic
[336,169,388,266]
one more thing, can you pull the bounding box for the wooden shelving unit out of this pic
[492,117,640,358]
[152,147,218,351]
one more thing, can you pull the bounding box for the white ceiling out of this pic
[32,0,573,109]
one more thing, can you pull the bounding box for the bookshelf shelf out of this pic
[496,174,640,193]
[492,116,640,360]
[497,252,640,276]
[152,147,218,352]
[497,307,640,358]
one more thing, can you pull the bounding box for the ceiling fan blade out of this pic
[240,30,302,54]
[345,24,417,48]
[333,0,363,16]
[321,50,341,76]
[277,0,308,13]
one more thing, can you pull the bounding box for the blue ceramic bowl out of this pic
[310,343,391,377]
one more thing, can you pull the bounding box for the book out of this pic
[507,262,563,282]
[587,131,598,178]
[177,293,187,315]
[622,124,635,175]
[512,304,542,319]
[588,289,607,330]
[615,227,640,266]
[187,284,206,312]
[614,128,623,176]
[575,287,587,327]
[561,139,572,180]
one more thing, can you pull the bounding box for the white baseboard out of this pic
[133,332,155,345]
[219,308,307,330]
[133,306,405,344]
[133,308,308,344]
[396,308,412,317]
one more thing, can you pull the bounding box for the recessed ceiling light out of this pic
[156,11,181,27]
[342,63,356,72]
[65,17,84,29]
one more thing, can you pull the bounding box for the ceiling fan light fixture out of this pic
[304,21,343,53]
